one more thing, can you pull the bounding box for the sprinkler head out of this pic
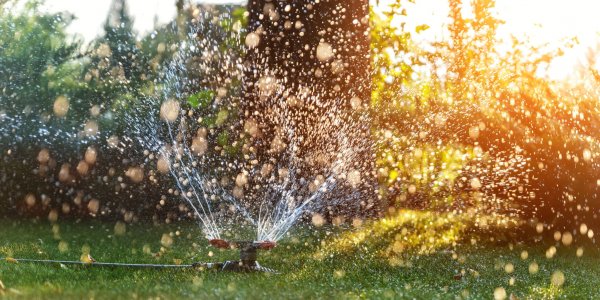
[205,239,278,273]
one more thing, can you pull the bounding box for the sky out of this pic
[377,0,600,79]
[40,0,600,79]
[41,0,244,42]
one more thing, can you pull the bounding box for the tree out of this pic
[241,0,378,218]
[0,1,80,116]
[82,0,148,107]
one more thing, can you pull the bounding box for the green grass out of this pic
[0,218,599,299]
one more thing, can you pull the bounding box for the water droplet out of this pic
[58,241,69,253]
[546,246,557,259]
[316,42,334,62]
[235,173,248,187]
[504,263,514,273]
[191,137,208,155]
[37,149,50,164]
[470,178,482,189]
[350,97,361,109]
[161,233,173,247]
[53,96,69,117]
[408,184,417,194]
[245,32,260,48]
[87,199,100,215]
[561,231,573,246]
[331,59,344,74]
[469,126,480,139]
[83,120,99,137]
[535,223,544,233]
[107,135,120,148]
[347,170,361,187]
[76,161,89,176]
[114,221,126,236]
[24,194,36,207]
[90,105,101,117]
[493,287,506,300]
[352,218,363,227]
[157,157,170,174]
[576,247,584,257]
[125,167,144,183]
[520,251,528,260]
[84,147,97,165]
[48,209,58,222]
[96,43,111,58]
[529,262,539,274]
[311,213,325,227]
[160,99,180,122]
[551,270,565,286]
[583,149,592,161]
[553,231,561,241]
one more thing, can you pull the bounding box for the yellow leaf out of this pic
[5,258,18,264]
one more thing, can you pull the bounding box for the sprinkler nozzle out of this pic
[208,239,230,249]
[204,239,278,273]
[255,240,276,250]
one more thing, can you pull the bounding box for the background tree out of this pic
[372,0,600,232]
[242,0,378,217]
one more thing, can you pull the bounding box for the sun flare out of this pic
[372,0,600,79]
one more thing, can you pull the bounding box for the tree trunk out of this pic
[242,0,379,217]
[244,0,370,109]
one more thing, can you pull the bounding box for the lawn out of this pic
[0,215,599,299]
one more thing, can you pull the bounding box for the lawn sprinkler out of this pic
[0,239,278,273]
[1,239,278,274]
[198,239,278,273]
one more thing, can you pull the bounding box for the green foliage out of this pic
[371,0,600,229]
[79,0,151,128]
[415,24,430,34]
[0,2,81,114]
[217,131,229,146]
[187,90,215,108]
[215,109,229,126]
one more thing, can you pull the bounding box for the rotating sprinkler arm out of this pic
[209,238,231,249]
[255,240,276,250]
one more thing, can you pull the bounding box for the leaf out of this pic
[217,131,229,146]
[215,109,229,126]
[201,115,217,128]
[5,257,17,264]
[415,24,430,34]
[187,90,215,109]
[388,170,398,182]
